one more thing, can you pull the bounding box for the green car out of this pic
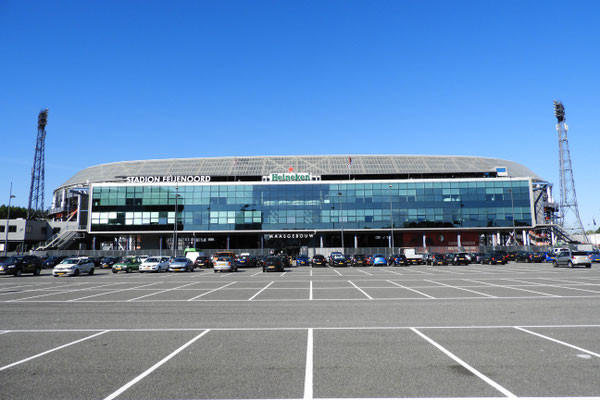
[112,256,141,273]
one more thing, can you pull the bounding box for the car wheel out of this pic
[568,261,573,268]
[214,270,217,273]
[553,261,558,268]
[89,267,94,275]
[34,268,41,276]
[587,265,591,268]
[74,269,80,277]
[14,268,22,277]
[112,270,118,274]
[126,267,131,273]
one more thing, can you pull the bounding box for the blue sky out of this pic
[1,0,599,229]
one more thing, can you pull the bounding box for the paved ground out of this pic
[1,262,599,400]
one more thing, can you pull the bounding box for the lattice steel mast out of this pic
[554,100,588,243]
[27,109,48,219]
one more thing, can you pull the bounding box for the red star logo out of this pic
[289,167,293,172]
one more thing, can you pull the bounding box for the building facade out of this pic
[48,155,556,253]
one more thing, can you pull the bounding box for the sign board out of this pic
[262,172,320,182]
[124,175,211,184]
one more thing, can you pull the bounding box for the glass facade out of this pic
[90,179,532,232]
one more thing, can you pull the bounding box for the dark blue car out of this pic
[296,254,310,266]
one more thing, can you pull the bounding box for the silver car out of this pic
[168,257,194,272]
[554,249,592,268]
[214,256,237,273]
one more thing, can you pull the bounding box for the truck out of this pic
[403,248,426,265]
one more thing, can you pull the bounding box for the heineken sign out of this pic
[263,172,320,182]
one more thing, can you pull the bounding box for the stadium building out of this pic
[46,155,557,254]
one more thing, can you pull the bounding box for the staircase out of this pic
[36,229,85,251]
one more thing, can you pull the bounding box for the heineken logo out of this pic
[262,172,320,182]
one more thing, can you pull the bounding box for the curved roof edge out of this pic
[57,155,544,189]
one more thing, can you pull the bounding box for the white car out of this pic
[214,256,237,273]
[139,256,170,273]
[53,257,95,277]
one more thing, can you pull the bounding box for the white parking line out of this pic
[425,279,497,298]
[249,281,274,300]
[250,271,262,277]
[7,282,124,302]
[410,328,517,398]
[309,281,313,300]
[508,278,600,294]
[355,268,373,276]
[127,281,200,301]
[280,271,288,277]
[386,280,435,299]
[348,280,373,300]
[0,330,109,372]
[103,329,210,400]
[514,327,600,358]
[332,268,343,276]
[186,281,237,301]
[464,279,560,297]
[304,328,313,400]
[0,281,88,296]
[67,282,160,301]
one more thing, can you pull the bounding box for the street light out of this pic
[509,177,516,246]
[338,192,344,252]
[4,182,15,256]
[172,185,179,257]
[389,184,394,253]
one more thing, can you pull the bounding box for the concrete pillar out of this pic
[320,235,324,248]
[522,230,528,246]
[226,234,230,250]
[496,232,501,246]
[457,232,461,248]
[354,233,358,249]
[422,232,427,248]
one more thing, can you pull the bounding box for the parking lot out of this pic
[1,262,599,399]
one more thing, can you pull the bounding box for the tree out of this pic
[0,205,28,219]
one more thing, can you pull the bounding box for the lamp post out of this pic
[4,182,15,255]
[338,192,344,252]
[509,177,516,246]
[389,184,394,253]
[172,185,179,257]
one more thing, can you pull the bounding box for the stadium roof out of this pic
[58,155,543,188]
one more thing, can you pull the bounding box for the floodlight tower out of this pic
[554,101,588,243]
[27,109,48,219]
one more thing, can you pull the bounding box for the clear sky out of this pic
[1,0,599,229]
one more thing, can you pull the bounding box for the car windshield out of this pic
[217,257,230,261]
[61,258,79,264]
[1,256,21,263]
[572,251,588,256]
[146,257,160,262]
[173,257,188,262]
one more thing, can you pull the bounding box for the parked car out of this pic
[517,251,544,263]
[328,252,344,266]
[295,254,311,266]
[100,256,120,269]
[212,256,236,273]
[588,250,600,263]
[389,254,409,266]
[53,257,95,277]
[428,253,448,266]
[331,254,348,267]
[139,256,170,273]
[480,252,507,265]
[42,255,67,269]
[543,252,555,263]
[470,253,484,264]
[351,254,367,266]
[451,252,470,265]
[169,257,195,272]
[371,254,387,266]
[112,256,141,273]
[554,249,592,268]
[236,253,257,268]
[364,254,373,266]
[194,255,213,269]
[262,256,285,272]
[0,255,43,276]
[211,251,237,266]
[312,254,327,267]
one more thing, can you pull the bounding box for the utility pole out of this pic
[4,183,16,255]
